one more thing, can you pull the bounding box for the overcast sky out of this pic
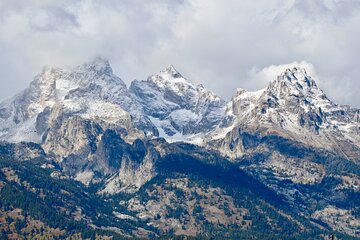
[0,0,359,107]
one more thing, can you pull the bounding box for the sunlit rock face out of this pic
[130,65,226,140]
[0,59,359,238]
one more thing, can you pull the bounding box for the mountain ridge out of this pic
[2,58,358,145]
[0,58,359,238]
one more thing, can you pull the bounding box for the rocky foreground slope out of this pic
[0,58,359,239]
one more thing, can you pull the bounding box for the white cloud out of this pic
[0,0,359,107]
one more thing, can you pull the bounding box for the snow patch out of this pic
[169,109,200,126]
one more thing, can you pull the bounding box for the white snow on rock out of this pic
[0,61,358,158]
[130,65,226,139]
[0,57,137,143]
[206,67,360,157]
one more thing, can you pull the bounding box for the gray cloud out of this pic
[0,0,359,107]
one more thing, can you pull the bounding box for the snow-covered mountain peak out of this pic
[267,67,322,100]
[257,66,338,121]
[235,88,247,97]
[28,58,127,105]
[223,67,346,132]
[256,67,336,117]
[148,65,189,86]
[130,66,226,139]
[0,58,138,143]
[144,66,226,103]
[76,57,113,76]
[162,65,183,79]
[208,67,359,161]
[32,57,121,92]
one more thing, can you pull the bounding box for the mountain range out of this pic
[0,58,359,239]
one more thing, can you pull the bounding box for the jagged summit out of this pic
[0,58,137,143]
[148,65,188,85]
[32,57,121,95]
[164,65,183,78]
[40,57,113,78]
[261,67,344,126]
[208,66,359,161]
[0,60,358,151]
[277,67,316,88]
[130,64,226,139]
[226,67,335,125]
[231,67,326,109]
[79,57,113,75]
[266,67,328,102]
[233,88,253,99]
[0,59,227,143]
[26,57,127,112]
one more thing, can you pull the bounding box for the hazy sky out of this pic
[0,0,359,107]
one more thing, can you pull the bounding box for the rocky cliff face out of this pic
[0,60,228,189]
[0,60,359,238]
[0,58,159,189]
[207,67,360,161]
[130,65,226,140]
[199,67,360,237]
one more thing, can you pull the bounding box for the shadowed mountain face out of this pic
[0,58,359,239]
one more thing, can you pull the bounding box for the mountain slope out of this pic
[2,141,356,239]
[0,59,359,238]
[130,65,226,141]
[0,57,155,144]
[203,67,360,237]
[207,67,360,161]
